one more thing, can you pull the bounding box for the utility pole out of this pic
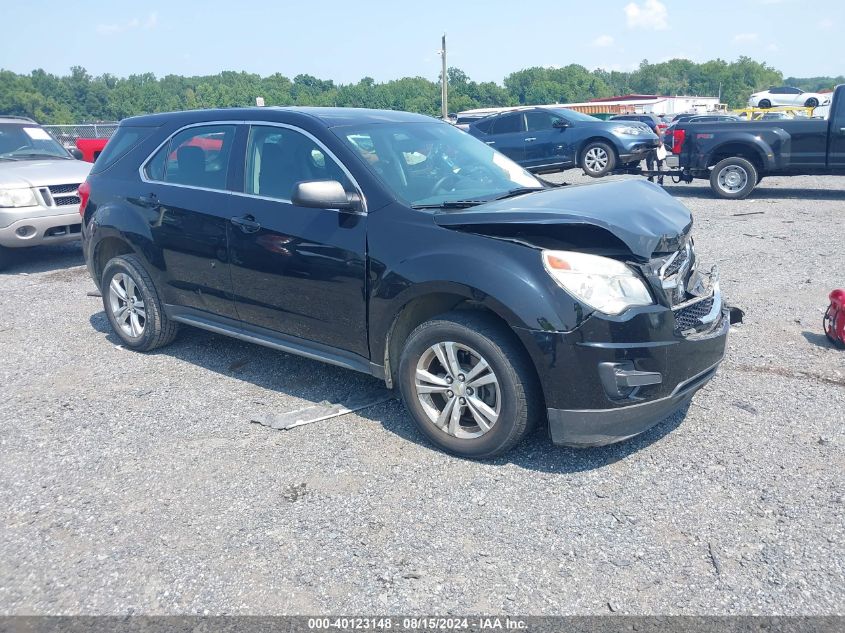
[439,34,448,120]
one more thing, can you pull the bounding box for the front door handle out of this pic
[231,214,261,233]
[840,127,845,135]
[138,193,160,209]
[524,137,537,142]
[485,141,496,145]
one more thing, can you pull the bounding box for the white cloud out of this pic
[766,43,779,52]
[96,12,158,35]
[592,34,614,47]
[733,33,759,43]
[624,0,669,30]
[818,18,834,31]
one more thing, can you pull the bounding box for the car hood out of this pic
[0,159,92,189]
[433,179,693,259]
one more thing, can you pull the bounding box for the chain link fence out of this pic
[42,123,119,149]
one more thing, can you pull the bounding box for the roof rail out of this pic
[0,115,37,123]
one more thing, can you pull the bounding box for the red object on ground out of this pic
[76,138,109,163]
[824,289,845,348]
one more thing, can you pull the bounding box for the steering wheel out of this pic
[432,173,461,194]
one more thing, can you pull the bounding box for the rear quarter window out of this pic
[90,126,157,174]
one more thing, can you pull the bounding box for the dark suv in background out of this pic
[81,107,728,458]
[467,107,659,177]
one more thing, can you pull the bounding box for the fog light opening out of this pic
[15,225,37,238]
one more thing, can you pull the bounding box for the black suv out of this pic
[467,107,659,177]
[82,107,728,458]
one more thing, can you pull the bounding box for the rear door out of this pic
[226,124,369,356]
[828,91,845,169]
[483,113,526,163]
[523,109,574,169]
[140,124,239,319]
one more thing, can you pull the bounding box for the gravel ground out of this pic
[0,173,843,616]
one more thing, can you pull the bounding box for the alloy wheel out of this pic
[414,341,501,439]
[584,147,609,173]
[108,272,146,338]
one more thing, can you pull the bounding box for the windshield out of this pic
[0,123,71,159]
[335,121,542,207]
[545,108,600,122]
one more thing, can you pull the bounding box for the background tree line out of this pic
[0,57,840,124]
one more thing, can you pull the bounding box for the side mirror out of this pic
[70,148,84,160]
[292,180,359,211]
[553,119,571,129]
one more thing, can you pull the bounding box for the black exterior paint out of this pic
[679,84,845,176]
[82,106,728,446]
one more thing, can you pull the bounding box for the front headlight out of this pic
[0,188,37,208]
[614,126,647,136]
[542,250,654,315]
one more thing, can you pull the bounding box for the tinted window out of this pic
[491,113,523,135]
[245,125,350,201]
[146,125,235,190]
[473,118,494,134]
[91,126,154,174]
[525,110,562,131]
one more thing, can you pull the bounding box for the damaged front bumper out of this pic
[515,266,730,447]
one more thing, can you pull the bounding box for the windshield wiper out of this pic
[7,153,70,160]
[411,200,487,209]
[492,187,544,200]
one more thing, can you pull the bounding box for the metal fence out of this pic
[42,123,119,148]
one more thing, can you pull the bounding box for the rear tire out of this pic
[580,141,617,177]
[758,99,771,109]
[397,311,541,459]
[710,157,758,200]
[101,254,179,351]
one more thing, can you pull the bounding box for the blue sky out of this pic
[2,0,841,82]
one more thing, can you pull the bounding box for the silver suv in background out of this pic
[0,116,91,270]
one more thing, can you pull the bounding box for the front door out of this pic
[141,124,238,319]
[227,124,369,357]
[523,110,574,169]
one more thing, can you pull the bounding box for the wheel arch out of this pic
[577,136,619,165]
[706,141,769,173]
[378,284,536,389]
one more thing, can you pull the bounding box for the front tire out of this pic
[0,246,12,272]
[580,141,617,177]
[805,98,819,108]
[101,254,179,351]
[398,312,540,459]
[758,99,772,109]
[710,157,758,200]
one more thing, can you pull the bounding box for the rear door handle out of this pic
[231,214,261,233]
[524,137,537,142]
[485,141,496,145]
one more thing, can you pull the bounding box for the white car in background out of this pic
[748,86,829,108]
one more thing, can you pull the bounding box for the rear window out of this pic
[90,126,156,174]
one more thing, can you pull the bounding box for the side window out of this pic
[491,113,524,135]
[474,118,494,134]
[145,125,235,190]
[769,87,785,94]
[525,111,557,132]
[245,125,351,201]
